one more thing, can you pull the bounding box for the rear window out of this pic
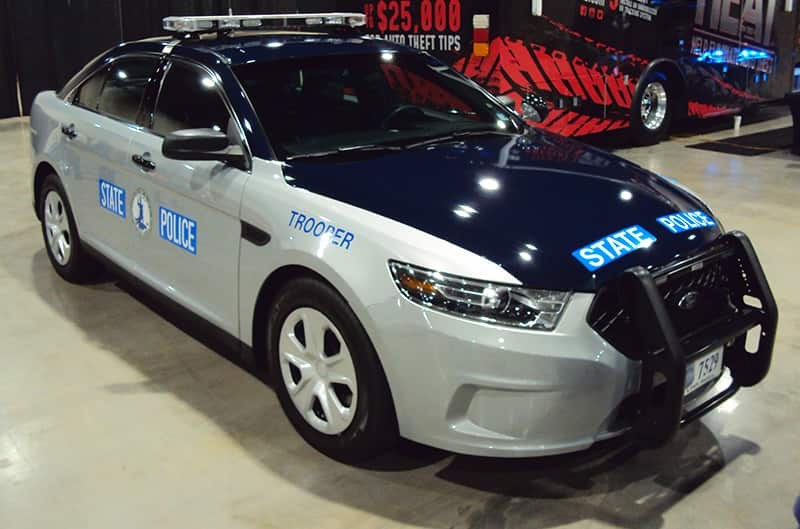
[96,58,159,123]
[74,69,106,110]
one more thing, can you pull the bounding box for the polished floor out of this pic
[1,115,798,529]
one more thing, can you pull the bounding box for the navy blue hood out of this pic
[284,131,723,292]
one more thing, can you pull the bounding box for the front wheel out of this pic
[266,277,398,463]
[631,76,672,145]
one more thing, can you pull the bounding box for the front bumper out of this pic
[369,292,640,457]
[368,231,776,457]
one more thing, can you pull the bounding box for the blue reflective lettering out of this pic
[288,209,355,251]
[572,225,657,272]
[158,206,197,255]
[656,211,717,234]
[341,231,355,250]
[98,179,126,218]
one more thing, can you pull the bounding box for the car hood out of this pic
[284,131,723,292]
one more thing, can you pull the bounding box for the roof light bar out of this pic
[163,13,367,34]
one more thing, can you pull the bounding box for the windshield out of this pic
[234,51,523,159]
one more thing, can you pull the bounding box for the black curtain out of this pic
[0,0,19,118]
[5,0,359,115]
[10,0,123,114]
[119,0,324,42]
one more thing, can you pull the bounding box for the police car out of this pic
[30,13,777,462]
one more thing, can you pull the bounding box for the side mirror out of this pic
[162,128,247,169]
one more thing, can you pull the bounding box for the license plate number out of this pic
[684,348,724,396]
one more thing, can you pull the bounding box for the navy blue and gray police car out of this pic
[30,13,777,462]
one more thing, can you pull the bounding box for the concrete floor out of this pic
[1,114,798,529]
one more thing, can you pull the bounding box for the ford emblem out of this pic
[677,291,700,311]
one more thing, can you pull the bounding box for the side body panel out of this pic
[31,93,76,213]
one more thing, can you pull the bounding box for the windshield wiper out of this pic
[286,144,404,161]
[285,130,517,161]
[403,129,517,150]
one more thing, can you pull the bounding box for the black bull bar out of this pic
[587,231,778,444]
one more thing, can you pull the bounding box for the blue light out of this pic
[736,48,773,62]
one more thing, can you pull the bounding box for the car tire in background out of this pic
[38,173,101,283]
[266,277,398,463]
[631,72,673,146]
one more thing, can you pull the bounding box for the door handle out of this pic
[131,152,156,172]
[60,123,77,139]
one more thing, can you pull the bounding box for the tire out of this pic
[38,173,100,283]
[630,73,673,146]
[266,277,398,463]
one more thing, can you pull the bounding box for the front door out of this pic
[123,59,251,337]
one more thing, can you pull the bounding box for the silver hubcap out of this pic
[279,308,358,435]
[43,190,72,266]
[641,81,668,131]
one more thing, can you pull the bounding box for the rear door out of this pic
[65,56,161,259]
[123,59,251,336]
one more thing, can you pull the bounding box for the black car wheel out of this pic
[266,276,398,462]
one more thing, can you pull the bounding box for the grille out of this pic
[588,244,750,359]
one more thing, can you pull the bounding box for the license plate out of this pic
[684,347,724,396]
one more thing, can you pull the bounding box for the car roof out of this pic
[123,32,414,67]
[187,33,411,65]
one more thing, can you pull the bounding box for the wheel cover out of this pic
[640,81,668,131]
[279,307,358,435]
[43,190,72,266]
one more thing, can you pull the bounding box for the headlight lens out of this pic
[389,261,571,330]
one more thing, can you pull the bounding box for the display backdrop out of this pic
[0,0,18,118]
[3,0,338,115]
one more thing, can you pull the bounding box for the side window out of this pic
[96,58,159,123]
[74,68,106,110]
[152,62,232,136]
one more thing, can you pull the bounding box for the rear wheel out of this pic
[631,75,673,145]
[39,173,100,283]
[266,277,398,462]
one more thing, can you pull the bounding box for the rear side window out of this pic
[96,58,159,123]
[74,69,106,110]
[152,61,231,136]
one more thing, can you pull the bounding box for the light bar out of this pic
[163,13,367,33]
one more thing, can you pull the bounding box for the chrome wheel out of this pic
[43,190,71,266]
[640,81,668,131]
[279,307,358,435]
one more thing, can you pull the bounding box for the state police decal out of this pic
[572,225,658,272]
[131,190,152,235]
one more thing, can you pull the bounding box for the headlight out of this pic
[389,261,571,330]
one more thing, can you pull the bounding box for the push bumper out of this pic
[588,231,778,444]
